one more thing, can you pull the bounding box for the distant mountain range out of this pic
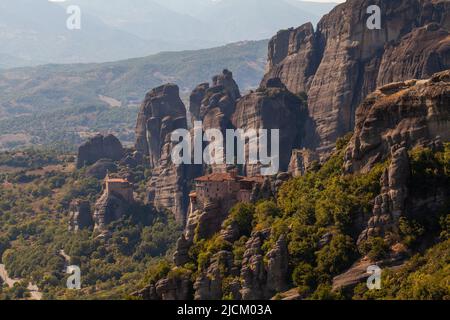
[0,0,338,68]
[0,40,268,150]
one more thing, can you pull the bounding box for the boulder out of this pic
[68,200,93,232]
[76,134,124,168]
[86,159,117,179]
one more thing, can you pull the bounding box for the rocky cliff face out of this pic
[189,82,209,123]
[262,0,450,152]
[68,200,93,232]
[240,231,289,300]
[135,84,187,167]
[232,79,308,175]
[262,22,320,95]
[194,70,241,173]
[135,84,199,223]
[357,145,411,246]
[288,149,319,177]
[345,70,450,173]
[93,189,131,231]
[140,70,307,224]
[343,70,450,251]
[76,134,124,168]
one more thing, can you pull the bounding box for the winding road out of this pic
[0,264,42,300]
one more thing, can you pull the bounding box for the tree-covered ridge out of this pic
[0,148,182,299]
[149,140,449,300]
[0,142,448,300]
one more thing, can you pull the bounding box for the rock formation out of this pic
[68,200,93,232]
[262,22,320,95]
[194,251,233,300]
[265,235,289,294]
[189,82,209,123]
[133,0,450,301]
[262,0,450,152]
[93,176,134,231]
[357,145,411,246]
[76,134,124,168]
[155,274,192,300]
[342,70,449,249]
[196,69,241,173]
[86,159,118,179]
[345,70,450,173]
[135,84,187,167]
[288,149,319,177]
[135,84,199,223]
[239,231,267,300]
[232,79,308,175]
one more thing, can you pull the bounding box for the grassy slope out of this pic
[0,40,268,150]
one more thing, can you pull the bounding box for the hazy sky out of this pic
[301,0,345,2]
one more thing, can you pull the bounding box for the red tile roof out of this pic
[195,172,238,182]
[106,178,129,183]
[195,172,264,183]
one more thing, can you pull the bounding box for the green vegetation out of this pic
[0,41,268,151]
[0,148,181,299]
[171,140,449,300]
[0,142,448,300]
[353,240,450,300]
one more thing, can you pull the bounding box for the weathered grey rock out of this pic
[155,273,192,300]
[86,159,117,179]
[68,200,93,232]
[232,80,308,175]
[288,149,319,177]
[220,220,240,243]
[377,23,450,86]
[189,82,209,123]
[240,230,270,300]
[212,69,241,102]
[194,201,232,241]
[261,22,320,95]
[132,284,159,300]
[76,134,124,168]
[345,70,450,173]
[266,235,289,293]
[135,84,187,163]
[93,192,129,231]
[135,83,199,223]
[194,251,233,300]
[263,0,450,153]
[358,145,411,246]
[173,235,191,267]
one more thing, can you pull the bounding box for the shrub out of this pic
[359,237,389,261]
[316,234,357,275]
[227,203,255,237]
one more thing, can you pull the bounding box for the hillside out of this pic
[0,0,337,68]
[0,0,160,67]
[0,40,268,150]
[0,0,447,303]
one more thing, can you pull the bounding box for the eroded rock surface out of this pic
[135,84,199,223]
[68,200,93,232]
[263,0,450,152]
[357,146,411,246]
[77,134,124,168]
[345,70,450,173]
[232,80,308,175]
